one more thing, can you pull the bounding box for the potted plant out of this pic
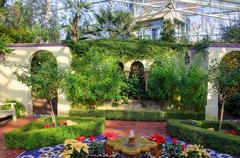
[165,138,184,158]
[60,139,89,158]
[182,144,210,158]
[149,134,166,156]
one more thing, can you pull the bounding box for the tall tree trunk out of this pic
[219,101,225,131]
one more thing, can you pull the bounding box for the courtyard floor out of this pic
[0,118,167,158]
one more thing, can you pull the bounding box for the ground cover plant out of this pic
[69,109,204,121]
[4,117,105,149]
[167,119,240,156]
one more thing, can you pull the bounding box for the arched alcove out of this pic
[30,50,58,115]
[219,51,240,119]
[129,61,146,99]
[0,44,71,115]
[206,45,240,120]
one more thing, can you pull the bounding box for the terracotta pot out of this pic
[105,144,113,156]
[153,147,162,157]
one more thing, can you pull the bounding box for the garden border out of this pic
[167,119,240,156]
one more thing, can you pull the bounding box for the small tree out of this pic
[160,21,175,42]
[15,52,65,125]
[208,54,240,130]
[64,47,126,108]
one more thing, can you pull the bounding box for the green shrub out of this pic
[167,119,240,156]
[69,109,204,121]
[0,99,26,117]
[4,117,105,149]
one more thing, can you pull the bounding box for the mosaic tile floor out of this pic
[17,137,238,158]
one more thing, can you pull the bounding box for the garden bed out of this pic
[69,109,204,121]
[4,117,105,150]
[167,119,240,156]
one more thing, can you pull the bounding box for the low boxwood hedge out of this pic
[167,119,240,156]
[4,117,105,150]
[69,109,204,121]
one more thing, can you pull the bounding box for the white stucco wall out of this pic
[206,45,240,120]
[0,45,72,116]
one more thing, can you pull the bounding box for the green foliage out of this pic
[0,99,26,117]
[148,59,207,112]
[160,21,175,42]
[64,47,126,107]
[69,39,190,60]
[123,75,146,99]
[0,35,12,54]
[179,65,208,112]
[16,51,65,100]
[165,142,183,157]
[94,8,140,39]
[148,58,183,102]
[69,109,204,121]
[221,20,240,43]
[167,120,240,156]
[4,117,105,149]
[88,142,104,155]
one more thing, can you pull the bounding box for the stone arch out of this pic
[130,61,145,79]
[206,44,240,120]
[0,44,71,115]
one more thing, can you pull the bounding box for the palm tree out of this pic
[95,8,140,39]
[61,0,92,41]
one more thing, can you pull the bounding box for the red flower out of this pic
[44,124,50,128]
[150,134,166,145]
[182,144,187,150]
[76,136,85,142]
[104,131,118,140]
[89,135,96,141]
[224,129,239,136]
[172,138,177,145]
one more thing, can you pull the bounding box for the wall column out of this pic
[144,71,149,91]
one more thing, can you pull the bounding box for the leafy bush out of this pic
[179,65,207,112]
[64,47,126,108]
[69,109,204,121]
[68,39,190,60]
[226,94,240,117]
[0,99,26,117]
[167,120,240,156]
[4,117,105,149]
[148,59,207,112]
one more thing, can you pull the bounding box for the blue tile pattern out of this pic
[17,136,238,158]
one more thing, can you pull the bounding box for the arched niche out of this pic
[206,46,240,120]
[30,50,58,115]
[0,44,71,115]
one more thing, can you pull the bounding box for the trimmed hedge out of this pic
[167,119,240,156]
[4,117,105,150]
[69,109,204,121]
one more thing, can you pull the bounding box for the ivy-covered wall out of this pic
[68,39,191,61]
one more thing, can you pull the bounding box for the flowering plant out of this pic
[149,134,166,148]
[76,136,85,142]
[165,138,184,157]
[89,135,96,141]
[182,144,210,158]
[104,131,118,140]
[60,139,89,158]
[44,124,51,128]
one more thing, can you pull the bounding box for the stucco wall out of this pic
[0,45,71,115]
[206,45,240,120]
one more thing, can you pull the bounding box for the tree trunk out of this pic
[219,101,225,131]
[49,99,56,127]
